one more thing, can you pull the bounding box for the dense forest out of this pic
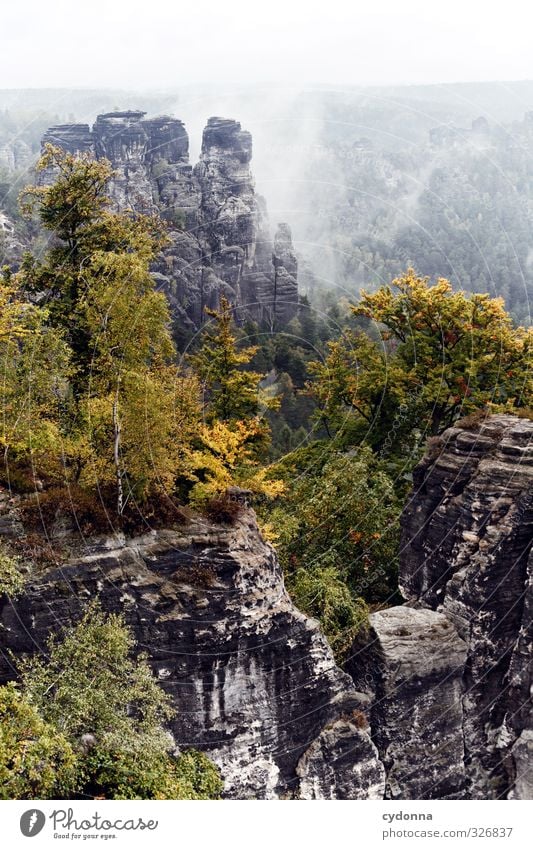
[284,106,533,324]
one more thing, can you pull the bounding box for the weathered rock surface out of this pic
[341,415,532,800]
[296,717,384,800]
[0,508,383,800]
[41,111,298,332]
[398,415,533,799]
[0,210,24,267]
[0,138,32,171]
[1,414,530,800]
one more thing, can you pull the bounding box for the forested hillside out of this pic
[287,106,533,322]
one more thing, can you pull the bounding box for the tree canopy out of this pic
[2,146,202,514]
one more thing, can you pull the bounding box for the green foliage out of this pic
[78,742,222,801]
[0,282,71,473]
[20,144,113,247]
[226,314,325,460]
[21,602,174,743]
[5,147,286,514]
[11,145,201,512]
[311,270,532,453]
[310,326,411,450]
[289,565,369,660]
[187,296,285,503]
[0,683,77,799]
[191,295,263,423]
[267,446,400,658]
[7,602,222,800]
[170,749,223,799]
[0,543,25,597]
[272,447,400,596]
[151,157,170,180]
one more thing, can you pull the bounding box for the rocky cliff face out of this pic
[349,415,532,800]
[0,506,383,800]
[400,415,532,799]
[0,139,32,171]
[0,210,24,268]
[348,606,468,799]
[1,414,530,800]
[41,111,298,333]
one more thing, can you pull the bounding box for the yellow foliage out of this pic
[256,521,280,544]
[78,368,200,502]
[0,279,71,469]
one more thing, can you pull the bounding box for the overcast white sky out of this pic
[2,0,533,89]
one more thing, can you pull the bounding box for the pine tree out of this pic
[188,296,283,504]
[191,295,262,422]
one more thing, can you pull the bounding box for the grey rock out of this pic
[296,718,385,800]
[40,112,299,331]
[0,138,32,170]
[42,123,94,156]
[0,211,24,267]
[508,730,533,799]
[0,509,383,800]
[400,415,533,798]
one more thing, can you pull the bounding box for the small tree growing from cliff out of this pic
[311,269,532,451]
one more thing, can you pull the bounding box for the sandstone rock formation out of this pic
[0,210,24,267]
[347,606,468,799]
[41,112,299,333]
[0,138,32,171]
[401,415,532,799]
[0,506,383,800]
[349,415,532,800]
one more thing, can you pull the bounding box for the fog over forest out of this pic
[2,81,533,320]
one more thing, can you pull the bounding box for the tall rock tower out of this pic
[41,112,299,336]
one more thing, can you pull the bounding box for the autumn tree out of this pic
[187,296,282,504]
[0,274,70,479]
[310,328,412,449]
[16,145,200,512]
[311,269,532,451]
